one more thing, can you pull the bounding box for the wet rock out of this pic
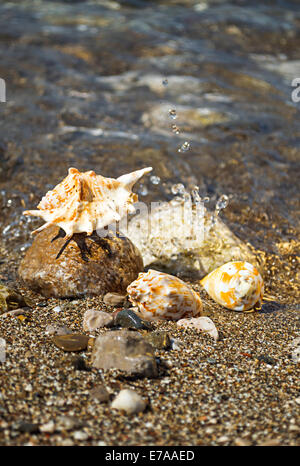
[90,385,110,403]
[82,309,114,331]
[53,334,89,352]
[18,225,144,298]
[145,331,171,350]
[111,389,147,414]
[103,292,126,307]
[177,316,219,341]
[114,309,152,330]
[126,201,260,278]
[91,330,158,378]
[0,283,30,315]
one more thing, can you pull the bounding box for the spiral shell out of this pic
[200,261,264,311]
[23,166,152,239]
[127,269,203,321]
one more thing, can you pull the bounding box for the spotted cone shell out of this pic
[23,166,152,238]
[127,269,203,321]
[200,261,264,311]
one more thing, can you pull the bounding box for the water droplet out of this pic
[171,183,185,195]
[215,194,229,212]
[191,186,201,204]
[168,109,177,120]
[162,78,168,86]
[178,141,190,153]
[172,124,180,134]
[138,185,148,196]
[150,175,161,185]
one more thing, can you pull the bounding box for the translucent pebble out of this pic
[178,141,190,153]
[216,194,229,211]
[171,183,185,195]
[150,175,161,185]
[168,109,177,119]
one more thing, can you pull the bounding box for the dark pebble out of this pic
[257,355,275,365]
[17,422,39,434]
[114,309,152,330]
[72,356,91,371]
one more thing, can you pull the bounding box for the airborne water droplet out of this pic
[172,124,180,134]
[138,184,148,196]
[168,109,177,120]
[215,194,229,212]
[150,175,161,185]
[178,141,190,153]
[171,183,185,195]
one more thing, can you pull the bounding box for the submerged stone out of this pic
[18,225,143,298]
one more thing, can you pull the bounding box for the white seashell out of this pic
[111,389,147,414]
[200,261,264,311]
[177,316,219,341]
[127,269,203,321]
[23,166,152,238]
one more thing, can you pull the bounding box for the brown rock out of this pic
[91,329,158,378]
[53,333,89,352]
[18,225,143,298]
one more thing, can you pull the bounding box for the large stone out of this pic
[91,330,158,378]
[126,200,261,278]
[18,225,143,298]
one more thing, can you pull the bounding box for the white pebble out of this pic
[39,420,55,433]
[73,431,89,440]
[111,389,147,414]
[177,316,219,341]
[52,306,62,313]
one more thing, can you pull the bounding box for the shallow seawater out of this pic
[0,0,299,301]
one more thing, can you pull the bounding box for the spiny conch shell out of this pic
[23,166,152,239]
[127,269,203,321]
[200,261,264,312]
